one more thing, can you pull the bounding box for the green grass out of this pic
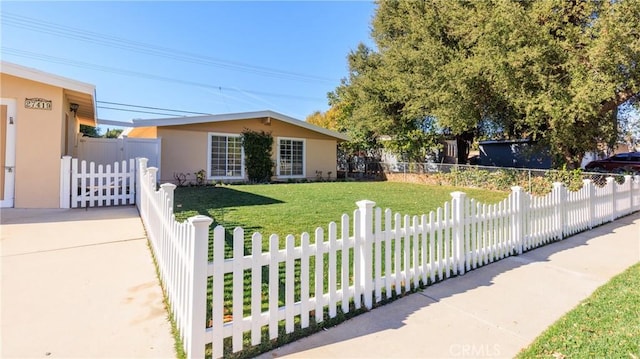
[173,181,507,242]
[517,262,640,359]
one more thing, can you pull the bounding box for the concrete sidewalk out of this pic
[0,206,175,358]
[260,212,640,359]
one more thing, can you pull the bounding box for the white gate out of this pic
[60,156,137,208]
[78,136,161,177]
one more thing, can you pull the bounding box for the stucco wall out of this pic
[306,138,338,180]
[157,127,207,183]
[143,117,340,183]
[127,126,157,139]
[1,73,67,208]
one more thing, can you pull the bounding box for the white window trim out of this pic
[276,137,306,179]
[207,132,245,180]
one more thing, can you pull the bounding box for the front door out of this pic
[1,99,16,208]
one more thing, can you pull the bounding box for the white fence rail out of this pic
[135,157,640,359]
[60,156,136,208]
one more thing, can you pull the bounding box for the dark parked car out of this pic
[584,152,640,174]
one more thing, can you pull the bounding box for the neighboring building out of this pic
[479,139,552,169]
[0,61,96,208]
[126,111,349,183]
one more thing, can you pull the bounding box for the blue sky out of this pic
[1,1,376,126]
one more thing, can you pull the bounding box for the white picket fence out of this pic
[135,157,640,359]
[60,156,136,208]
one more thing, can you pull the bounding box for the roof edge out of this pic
[1,61,95,95]
[131,110,350,141]
[97,119,134,127]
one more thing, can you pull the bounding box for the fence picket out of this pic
[80,160,87,208]
[285,234,295,334]
[251,233,262,346]
[300,232,311,328]
[403,215,411,291]
[89,162,97,207]
[435,208,443,281]
[353,210,362,309]
[411,215,419,288]
[420,214,428,286]
[328,222,338,318]
[428,212,435,283]
[340,214,350,314]
[315,228,325,320]
[393,212,402,294]
[268,234,279,340]
[375,208,383,303]
[444,202,451,277]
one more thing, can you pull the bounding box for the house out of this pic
[126,111,349,183]
[0,61,96,208]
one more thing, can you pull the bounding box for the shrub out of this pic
[241,129,274,183]
[194,169,206,186]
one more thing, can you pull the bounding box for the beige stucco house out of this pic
[0,61,96,208]
[127,111,348,183]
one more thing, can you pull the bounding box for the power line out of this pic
[97,106,185,117]
[97,101,211,115]
[1,11,336,84]
[2,47,325,102]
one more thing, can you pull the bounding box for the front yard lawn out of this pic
[173,181,507,243]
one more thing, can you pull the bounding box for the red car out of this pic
[584,152,640,174]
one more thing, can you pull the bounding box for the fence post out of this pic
[584,179,594,229]
[147,167,158,190]
[510,186,523,255]
[160,183,176,206]
[450,191,466,275]
[607,177,616,222]
[634,175,640,211]
[624,175,632,216]
[137,158,148,212]
[160,183,176,251]
[128,158,136,205]
[356,200,376,309]
[552,182,565,239]
[60,156,72,209]
[186,215,213,359]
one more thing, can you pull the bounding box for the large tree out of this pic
[331,0,640,167]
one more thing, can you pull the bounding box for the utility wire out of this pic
[97,101,211,115]
[1,11,336,84]
[2,47,324,102]
[97,106,187,117]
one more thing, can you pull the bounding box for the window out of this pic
[208,134,244,179]
[278,138,305,177]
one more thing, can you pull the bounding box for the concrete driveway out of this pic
[1,206,175,358]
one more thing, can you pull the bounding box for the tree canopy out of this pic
[79,124,101,138]
[305,107,340,132]
[328,0,640,167]
[104,128,123,138]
